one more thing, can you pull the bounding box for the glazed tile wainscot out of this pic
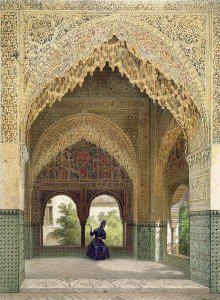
[0,210,25,292]
[190,210,220,293]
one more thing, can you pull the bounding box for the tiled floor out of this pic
[21,278,209,293]
[1,258,220,300]
[25,258,187,279]
[1,292,220,300]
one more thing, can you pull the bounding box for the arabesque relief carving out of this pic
[213,13,220,144]
[1,0,220,11]
[20,11,206,99]
[166,136,188,177]
[31,113,137,182]
[25,36,201,141]
[32,139,133,223]
[1,11,18,143]
[151,119,183,222]
[187,145,211,174]
[1,6,211,149]
[157,119,183,173]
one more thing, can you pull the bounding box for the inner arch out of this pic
[31,112,137,181]
[25,37,201,141]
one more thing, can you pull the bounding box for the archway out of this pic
[43,195,81,247]
[29,139,133,257]
[86,194,123,247]
[23,46,203,286]
[31,112,137,182]
[23,36,203,147]
[167,185,189,257]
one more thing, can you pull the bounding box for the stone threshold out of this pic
[21,279,209,294]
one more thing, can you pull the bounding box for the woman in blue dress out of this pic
[86,220,110,260]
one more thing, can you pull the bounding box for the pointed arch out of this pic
[21,15,207,142]
[31,112,137,182]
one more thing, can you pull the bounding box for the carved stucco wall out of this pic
[1,2,214,148]
[22,35,201,144]
[152,119,183,222]
[187,145,211,211]
[20,12,205,103]
[0,11,19,143]
[29,65,148,155]
[213,13,220,144]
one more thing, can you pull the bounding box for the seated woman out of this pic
[86,220,110,260]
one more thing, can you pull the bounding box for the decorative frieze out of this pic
[213,13,220,144]
[0,11,18,143]
[187,145,211,173]
[1,0,220,11]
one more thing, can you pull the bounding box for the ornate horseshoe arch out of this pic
[21,15,207,145]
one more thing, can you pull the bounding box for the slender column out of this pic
[122,220,126,247]
[81,222,86,247]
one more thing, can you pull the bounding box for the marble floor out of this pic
[1,258,220,300]
[25,258,187,280]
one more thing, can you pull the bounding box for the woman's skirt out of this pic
[86,238,110,260]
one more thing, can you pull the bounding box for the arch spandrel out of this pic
[22,14,205,100]
[21,14,207,142]
[31,113,138,182]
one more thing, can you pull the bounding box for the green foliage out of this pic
[86,209,123,246]
[52,202,81,246]
[179,203,190,256]
[53,202,123,247]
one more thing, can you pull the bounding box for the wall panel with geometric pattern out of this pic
[0,210,24,292]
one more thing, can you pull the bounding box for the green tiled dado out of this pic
[24,223,38,259]
[211,211,220,293]
[24,224,32,259]
[190,211,211,287]
[190,210,220,293]
[134,222,164,261]
[0,210,25,293]
[136,224,151,260]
